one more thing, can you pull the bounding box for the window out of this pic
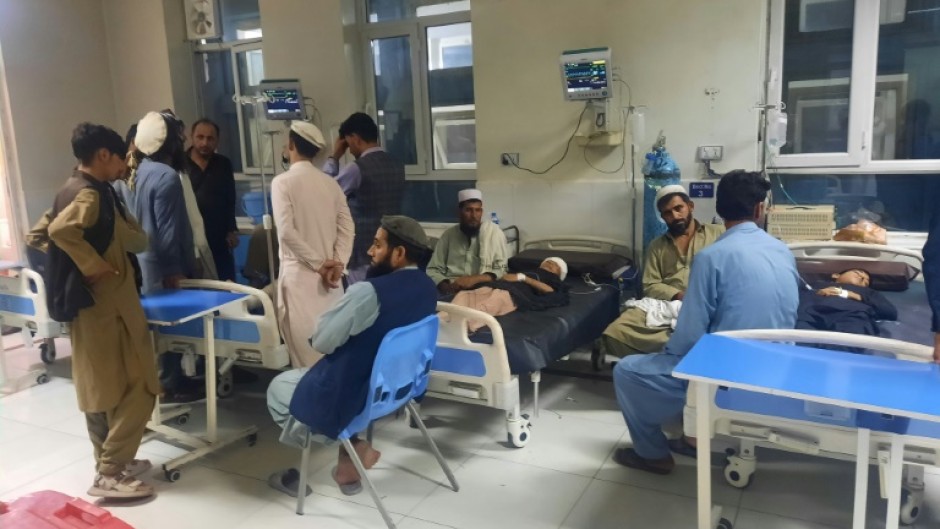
[767,0,940,232]
[193,0,269,176]
[362,0,477,182]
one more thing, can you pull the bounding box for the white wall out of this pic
[102,0,187,130]
[259,0,360,152]
[0,0,118,224]
[472,0,767,251]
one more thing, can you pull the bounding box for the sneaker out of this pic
[124,459,153,477]
[87,472,155,499]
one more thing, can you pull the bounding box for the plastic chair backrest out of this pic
[339,314,439,439]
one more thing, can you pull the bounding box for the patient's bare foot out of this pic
[351,439,381,469]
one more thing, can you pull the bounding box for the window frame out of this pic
[766,0,940,174]
[193,38,266,176]
[359,6,475,181]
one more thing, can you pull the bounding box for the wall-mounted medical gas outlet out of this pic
[697,146,724,162]
[501,153,520,166]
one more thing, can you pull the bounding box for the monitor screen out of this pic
[563,59,610,100]
[260,81,306,120]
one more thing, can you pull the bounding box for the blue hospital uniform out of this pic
[614,222,800,460]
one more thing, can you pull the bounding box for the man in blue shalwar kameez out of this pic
[613,170,800,475]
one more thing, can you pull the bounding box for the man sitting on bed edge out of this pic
[601,184,723,358]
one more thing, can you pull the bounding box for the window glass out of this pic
[371,36,418,165]
[367,0,469,23]
[779,0,856,154]
[219,0,262,41]
[771,172,940,231]
[402,180,476,221]
[873,0,940,160]
[427,22,476,169]
[194,51,243,172]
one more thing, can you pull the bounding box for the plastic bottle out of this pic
[490,212,500,225]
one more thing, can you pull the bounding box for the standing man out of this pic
[324,112,405,283]
[266,216,436,497]
[602,185,723,357]
[185,118,240,281]
[47,123,159,499]
[426,189,509,295]
[273,121,354,367]
[924,207,940,362]
[612,170,800,475]
[131,110,202,401]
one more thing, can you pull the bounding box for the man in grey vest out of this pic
[324,112,406,283]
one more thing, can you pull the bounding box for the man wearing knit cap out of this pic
[272,120,354,368]
[601,184,723,358]
[265,215,436,498]
[426,188,509,295]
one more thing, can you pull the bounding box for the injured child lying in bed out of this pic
[796,268,898,336]
[444,257,570,331]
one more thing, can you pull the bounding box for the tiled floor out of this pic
[0,337,934,528]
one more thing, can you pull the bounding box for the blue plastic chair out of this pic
[295,314,458,528]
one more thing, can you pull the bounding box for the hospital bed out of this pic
[0,265,66,391]
[153,279,289,396]
[688,330,934,526]
[429,237,628,447]
[685,241,934,525]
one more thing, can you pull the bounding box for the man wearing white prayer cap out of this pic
[600,184,724,358]
[426,188,509,295]
[272,120,354,368]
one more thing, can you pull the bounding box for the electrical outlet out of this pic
[501,153,519,166]
[698,146,723,162]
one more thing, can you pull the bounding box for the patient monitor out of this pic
[259,79,306,121]
[560,48,612,101]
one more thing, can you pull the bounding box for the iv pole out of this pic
[234,93,279,288]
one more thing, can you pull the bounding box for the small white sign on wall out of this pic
[183,0,220,40]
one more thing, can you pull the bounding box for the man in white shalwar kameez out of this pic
[272,121,354,367]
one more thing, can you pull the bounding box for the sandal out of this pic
[124,459,153,478]
[331,466,362,496]
[87,472,155,499]
[267,468,312,498]
[612,447,674,475]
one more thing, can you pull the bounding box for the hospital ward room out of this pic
[4,1,940,528]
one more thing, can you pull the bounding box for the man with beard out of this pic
[426,189,509,295]
[612,171,799,475]
[264,216,436,498]
[272,120,354,368]
[601,185,724,357]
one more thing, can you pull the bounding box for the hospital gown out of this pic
[614,222,800,460]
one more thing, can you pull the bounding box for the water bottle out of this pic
[490,212,500,225]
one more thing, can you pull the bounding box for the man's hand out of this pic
[318,259,344,289]
[85,262,118,285]
[332,137,348,160]
[437,280,457,295]
[933,334,940,364]
[452,275,480,291]
[673,292,685,301]
[227,231,240,249]
[162,274,187,290]
[816,286,861,301]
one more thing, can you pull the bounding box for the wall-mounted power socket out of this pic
[698,145,724,162]
[501,153,519,166]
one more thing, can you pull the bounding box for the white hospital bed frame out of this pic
[689,330,934,526]
[428,236,631,448]
[0,267,65,393]
[687,241,930,525]
[154,279,289,396]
